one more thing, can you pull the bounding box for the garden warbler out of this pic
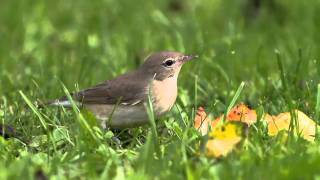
[50,51,197,128]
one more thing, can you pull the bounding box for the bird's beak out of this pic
[179,55,199,63]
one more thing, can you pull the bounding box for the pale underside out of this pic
[85,104,149,128]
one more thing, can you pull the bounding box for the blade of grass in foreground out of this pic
[276,50,298,138]
[316,84,320,122]
[137,93,160,174]
[224,81,246,121]
[19,90,57,152]
[315,84,320,139]
[61,83,99,142]
[19,91,47,130]
[145,93,160,155]
[193,75,198,120]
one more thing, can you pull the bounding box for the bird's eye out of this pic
[163,59,175,67]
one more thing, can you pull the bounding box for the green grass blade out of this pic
[145,93,160,155]
[194,75,198,113]
[275,50,288,91]
[60,83,99,142]
[316,84,320,121]
[225,81,246,116]
[19,91,58,152]
[19,91,47,130]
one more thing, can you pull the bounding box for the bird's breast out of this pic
[151,77,178,115]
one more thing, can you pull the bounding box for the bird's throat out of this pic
[151,76,178,115]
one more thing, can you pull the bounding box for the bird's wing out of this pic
[56,72,149,106]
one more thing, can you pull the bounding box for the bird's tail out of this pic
[36,97,73,109]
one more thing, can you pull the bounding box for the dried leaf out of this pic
[194,103,318,158]
[267,110,316,141]
[194,107,211,135]
[205,122,243,157]
[212,103,258,127]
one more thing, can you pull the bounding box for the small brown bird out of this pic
[50,51,197,128]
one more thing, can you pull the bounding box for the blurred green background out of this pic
[1,0,319,112]
[1,0,320,179]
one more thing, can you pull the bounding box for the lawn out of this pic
[1,0,320,179]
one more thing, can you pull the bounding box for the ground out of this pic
[1,0,320,179]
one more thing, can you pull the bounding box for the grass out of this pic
[1,0,320,179]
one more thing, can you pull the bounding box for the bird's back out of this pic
[54,70,151,106]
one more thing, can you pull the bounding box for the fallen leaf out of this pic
[195,104,258,135]
[194,107,244,157]
[267,110,316,141]
[205,122,243,157]
[227,103,257,124]
[212,103,258,127]
[194,103,318,158]
[194,107,211,135]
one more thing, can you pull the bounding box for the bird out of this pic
[49,51,197,129]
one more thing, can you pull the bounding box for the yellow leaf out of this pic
[206,138,242,157]
[267,110,316,141]
[205,122,243,157]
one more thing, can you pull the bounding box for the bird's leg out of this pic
[111,136,122,146]
[101,122,123,147]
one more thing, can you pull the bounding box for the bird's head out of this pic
[141,51,198,81]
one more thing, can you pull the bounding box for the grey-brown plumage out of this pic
[64,70,149,105]
[50,51,197,128]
